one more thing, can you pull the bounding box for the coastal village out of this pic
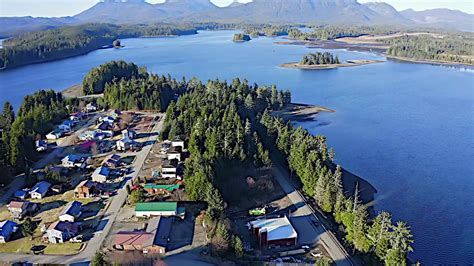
[0,102,330,264]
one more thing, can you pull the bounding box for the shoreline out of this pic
[386,55,474,67]
[271,103,335,122]
[280,59,383,70]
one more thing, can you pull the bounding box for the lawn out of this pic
[0,206,11,220]
[0,233,82,255]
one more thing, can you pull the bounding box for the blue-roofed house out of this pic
[61,154,89,169]
[30,181,51,199]
[0,220,19,243]
[14,190,28,199]
[59,201,82,222]
[92,166,112,183]
[46,129,64,140]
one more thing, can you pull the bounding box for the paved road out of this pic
[272,165,354,266]
[0,114,164,264]
[0,113,101,206]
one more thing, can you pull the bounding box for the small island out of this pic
[281,51,383,69]
[233,33,251,42]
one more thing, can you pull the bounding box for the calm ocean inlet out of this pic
[1,30,473,264]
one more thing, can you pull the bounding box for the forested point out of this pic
[300,52,340,65]
[233,33,251,42]
[82,60,145,95]
[382,34,474,65]
[288,26,398,41]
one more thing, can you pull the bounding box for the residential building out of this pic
[117,136,136,151]
[166,148,181,162]
[135,202,182,218]
[161,163,177,179]
[59,201,82,222]
[46,129,63,140]
[45,221,79,244]
[113,217,172,254]
[92,166,112,183]
[143,184,180,195]
[70,112,86,121]
[75,180,100,198]
[85,103,97,112]
[61,154,89,169]
[122,129,137,140]
[58,120,75,132]
[0,220,19,243]
[7,201,38,219]
[104,154,121,168]
[171,139,185,150]
[249,216,297,249]
[35,140,48,152]
[30,181,51,199]
[14,190,28,199]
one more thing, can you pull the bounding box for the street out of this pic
[272,165,354,266]
[0,114,164,264]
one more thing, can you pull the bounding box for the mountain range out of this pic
[1,0,472,37]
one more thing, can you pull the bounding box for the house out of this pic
[116,136,135,151]
[85,102,97,113]
[249,216,297,249]
[91,166,112,183]
[30,181,52,199]
[35,140,48,152]
[70,112,86,121]
[101,116,116,125]
[58,120,75,132]
[161,164,177,179]
[167,148,181,162]
[46,129,64,140]
[75,180,100,198]
[14,190,28,199]
[45,221,79,243]
[59,201,82,222]
[171,139,185,151]
[7,201,38,219]
[113,217,172,254]
[79,130,105,141]
[122,129,137,140]
[143,184,180,195]
[0,220,19,243]
[61,154,89,169]
[104,154,121,168]
[135,202,184,218]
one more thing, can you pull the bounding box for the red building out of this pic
[250,216,297,248]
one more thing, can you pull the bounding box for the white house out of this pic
[59,201,82,222]
[46,130,63,140]
[117,137,134,151]
[171,140,185,150]
[161,164,177,179]
[45,221,79,244]
[85,103,97,113]
[30,181,51,199]
[167,149,181,162]
[61,155,88,169]
[122,129,137,140]
[91,166,111,183]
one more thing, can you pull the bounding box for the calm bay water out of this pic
[1,30,473,264]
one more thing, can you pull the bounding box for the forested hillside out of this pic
[0,23,199,70]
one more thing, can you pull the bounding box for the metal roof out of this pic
[135,202,177,212]
[250,216,297,241]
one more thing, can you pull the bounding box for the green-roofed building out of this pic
[143,184,180,195]
[135,202,182,218]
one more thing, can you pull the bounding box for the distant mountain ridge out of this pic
[0,0,472,37]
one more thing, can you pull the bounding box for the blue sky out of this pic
[0,0,472,17]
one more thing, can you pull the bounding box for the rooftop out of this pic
[143,184,180,191]
[250,216,297,241]
[135,202,177,212]
[60,201,82,217]
[31,181,51,194]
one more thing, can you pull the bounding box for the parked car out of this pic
[70,235,84,243]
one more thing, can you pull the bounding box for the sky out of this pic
[0,0,472,17]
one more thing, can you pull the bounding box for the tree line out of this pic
[382,34,474,65]
[288,26,397,41]
[300,52,340,65]
[159,77,290,256]
[0,23,199,70]
[0,91,73,179]
[260,113,414,265]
